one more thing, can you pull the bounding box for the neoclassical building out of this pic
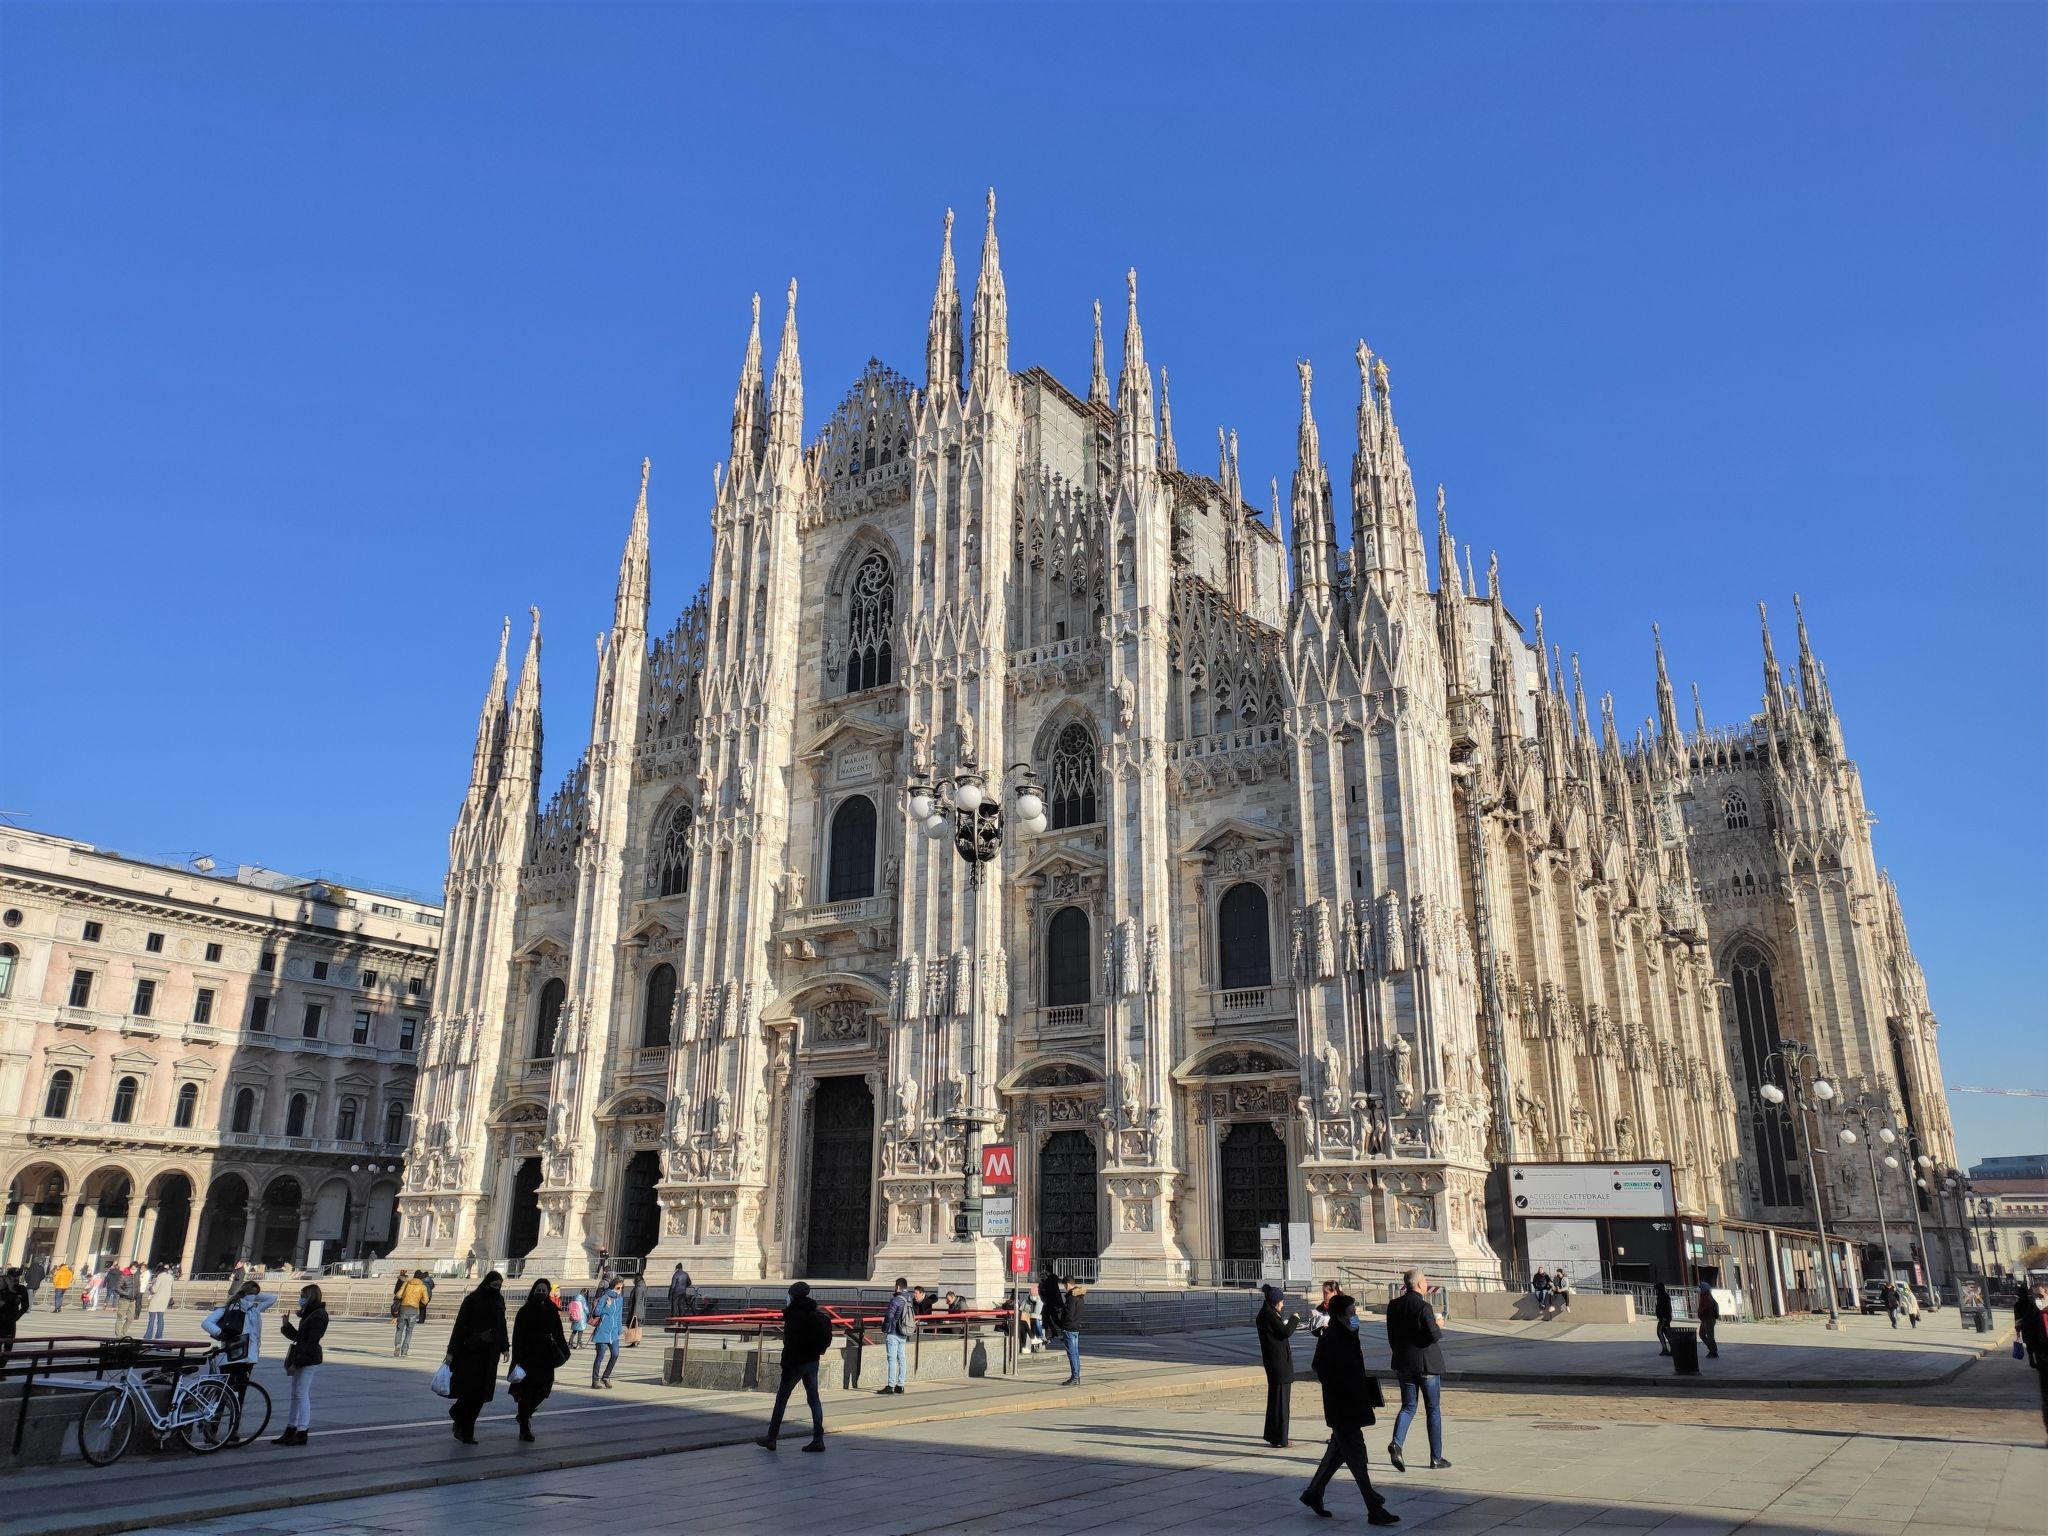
[0,829,438,1275]
[394,197,1954,1293]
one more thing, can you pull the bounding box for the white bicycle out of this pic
[77,1363,240,1465]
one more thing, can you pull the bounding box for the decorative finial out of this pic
[751,291,760,325]
[1372,353,1390,396]
[1436,483,1447,528]
[785,278,798,314]
[944,207,954,240]
[1126,267,1138,311]
[1297,358,1313,403]
[986,186,996,221]
[1487,550,1499,598]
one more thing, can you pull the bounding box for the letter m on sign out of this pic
[981,1143,1015,1186]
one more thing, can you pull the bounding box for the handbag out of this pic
[2015,1338,2028,1361]
[622,1325,643,1346]
[430,1360,455,1398]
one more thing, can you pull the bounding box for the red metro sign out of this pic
[981,1143,1016,1186]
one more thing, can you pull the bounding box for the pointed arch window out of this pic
[654,805,693,898]
[642,962,677,1050]
[44,1068,75,1119]
[1725,791,1749,830]
[1045,905,1092,1006]
[174,1081,199,1129]
[111,1075,139,1124]
[845,551,895,693]
[828,795,878,902]
[231,1085,256,1134]
[532,976,566,1059]
[1217,882,1273,990]
[1729,945,1800,1208]
[1048,722,1099,829]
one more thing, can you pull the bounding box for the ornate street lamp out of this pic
[1830,1091,1900,1285]
[1757,1039,1842,1329]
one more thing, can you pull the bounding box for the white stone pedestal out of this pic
[936,1237,1011,1309]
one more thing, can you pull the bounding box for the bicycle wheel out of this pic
[77,1385,135,1466]
[176,1377,239,1454]
[227,1379,271,1447]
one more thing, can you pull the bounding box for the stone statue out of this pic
[737,762,755,807]
[1144,926,1160,994]
[1319,1040,1344,1116]
[1115,679,1134,731]
[784,868,806,910]
[896,1075,920,1126]
[883,852,900,890]
[1118,1055,1142,1119]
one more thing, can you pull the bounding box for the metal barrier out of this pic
[663,1303,1019,1385]
[2,1336,218,1455]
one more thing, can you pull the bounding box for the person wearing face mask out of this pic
[1256,1285,1303,1447]
[2015,1276,2048,1446]
[274,1284,328,1445]
[1300,1292,1398,1525]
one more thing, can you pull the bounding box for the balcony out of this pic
[1218,988,1269,1013]
[781,894,895,935]
[1194,983,1294,1032]
[1029,1004,1097,1041]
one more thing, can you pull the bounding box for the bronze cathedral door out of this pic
[1218,1122,1290,1268]
[804,1076,874,1279]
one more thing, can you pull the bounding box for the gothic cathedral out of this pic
[395,196,1954,1287]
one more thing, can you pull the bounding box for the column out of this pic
[1,1204,26,1267]
[132,1201,161,1265]
[178,1201,203,1279]
[56,1200,87,1268]
[238,1203,260,1265]
[294,1199,317,1267]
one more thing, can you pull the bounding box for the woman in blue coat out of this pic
[588,1279,624,1388]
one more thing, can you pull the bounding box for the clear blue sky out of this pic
[3,4,2041,1163]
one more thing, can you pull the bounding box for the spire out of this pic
[1758,601,1783,702]
[613,458,651,634]
[1351,339,1423,591]
[1291,359,1338,610]
[1653,622,1680,740]
[925,208,963,397]
[468,617,511,797]
[729,293,767,472]
[1571,653,1591,739]
[1435,484,1462,597]
[1792,592,1828,711]
[1115,268,1156,475]
[969,188,1008,399]
[1533,605,1552,695]
[1486,550,1499,600]
[504,605,543,787]
[1464,544,1477,599]
[766,279,803,470]
[1691,681,1708,738]
[1088,299,1109,405]
[1158,368,1178,472]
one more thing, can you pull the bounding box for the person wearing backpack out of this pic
[755,1282,831,1453]
[565,1290,587,1349]
[202,1280,278,1407]
[274,1283,328,1446]
[588,1279,623,1388]
[877,1277,914,1395]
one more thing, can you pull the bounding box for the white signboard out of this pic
[1510,1161,1674,1218]
[981,1197,1013,1238]
[1285,1222,1313,1286]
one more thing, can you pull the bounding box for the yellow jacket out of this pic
[52,1264,75,1289]
[396,1277,429,1309]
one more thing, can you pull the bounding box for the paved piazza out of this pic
[10,1307,2041,1535]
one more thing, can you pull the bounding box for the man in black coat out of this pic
[1039,1267,1081,1385]
[1300,1292,1398,1525]
[1384,1268,1449,1472]
[756,1281,830,1452]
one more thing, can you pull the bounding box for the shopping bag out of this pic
[431,1360,455,1398]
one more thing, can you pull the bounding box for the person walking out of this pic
[1256,1285,1302,1447]
[393,1270,429,1356]
[756,1281,831,1453]
[0,1267,29,1354]
[273,1283,328,1445]
[877,1276,913,1396]
[1299,1292,1398,1525]
[50,1260,74,1313]
[1696,1281,1721,1359]
[419,1270,437,1320]
[623,1271,646,1346]
[112,1264,142,1339]
[446,1271,510,1444]
[565,1289,588,1349]
[1039,1267,1082,1386]
[510,1277,570,1443]
[143,1265,175,1341]
[201,1280,278,1409]
[82,1266,104,1312]
[2014,1274,2048,1447]
[1882,1279,1901,1329]
[1902,1283,1921,1330]
[666,1262,692,1326]
[588,1279,623,1388]
[1385,1269,1449,1472]
[1653,1282,1674,1356]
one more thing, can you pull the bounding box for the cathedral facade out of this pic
[394,197,1955,1293]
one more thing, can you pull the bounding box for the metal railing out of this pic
[664,1304,1019,1383]
[1218,988,1269,1013]
[2,1336,218,1455]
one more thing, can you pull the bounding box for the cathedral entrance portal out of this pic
[616,1150,662,1261]
[803,1076,874,1279]
[506,1157,543,1263]
[1218,1122,1290,1273]
[1038,1130,1100,1263]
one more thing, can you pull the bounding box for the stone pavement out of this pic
[134,1367,2045,1536]
[13,1305,2037,1534]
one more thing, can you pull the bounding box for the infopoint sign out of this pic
[1509,1161,1675,1218]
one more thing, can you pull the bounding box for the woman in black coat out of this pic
[446,1271,509,1443]
[1256,1285,1301,1446]
[509,1277,570,1443]
[1300,1293,1397,1525]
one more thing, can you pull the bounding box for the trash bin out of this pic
[1667,1324,1701,1376]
